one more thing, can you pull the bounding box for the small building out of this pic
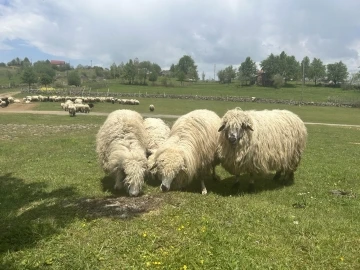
[50,60,66,66]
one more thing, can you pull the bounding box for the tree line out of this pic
[2,53,356,89]
[217,51,350,87]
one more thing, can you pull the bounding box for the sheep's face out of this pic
[151,150,186,192]
[218,121,253,145]
[127,181,141,197]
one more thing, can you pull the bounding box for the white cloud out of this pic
[0,0,359,76]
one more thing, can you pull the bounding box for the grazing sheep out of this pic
[96,109,149,196]
[88,103,95,109]
[217,107,307,191]
[0,99,9,108]
[144,118,170,156]
[149,104,155,112]
[68,104,76,116]
[149,109,221,195]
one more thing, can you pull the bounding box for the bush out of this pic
[273,74,284,89]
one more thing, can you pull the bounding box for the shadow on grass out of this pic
[0,173,164,258]
[0,173,79,254]
[175,173,292,196]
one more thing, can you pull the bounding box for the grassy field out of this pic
[18,98,360,126]
[0,112,359,269]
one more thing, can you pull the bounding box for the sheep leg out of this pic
[201,179,207,195]
[212,165,220,182]
[283,171,294,185]
[273,170,282,181]
[232,175,240,188]
[248,175,255,193]
[114,170,125,190]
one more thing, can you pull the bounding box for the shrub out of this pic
[273,74,284,89]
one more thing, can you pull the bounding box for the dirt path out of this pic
[0,108,359,128]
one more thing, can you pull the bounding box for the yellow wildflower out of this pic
[143,233,147,237]
[200,259,204,264]
[182,265,187,270]
[146,262,151,267]
[340,257,344,261]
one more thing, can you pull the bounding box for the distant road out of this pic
[1,109,360,128]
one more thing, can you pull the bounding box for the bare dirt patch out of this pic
[1,102,38,111]
[74,194,165,219]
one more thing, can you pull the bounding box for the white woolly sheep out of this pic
[149,104,155,112]
[144,118,170,157]
[149,109,221,195]
[68,104,76,116]
[217,107,307,191]
[96,109,149,196]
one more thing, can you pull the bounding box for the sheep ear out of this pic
[246,124,254,131]
[218,124,226,132]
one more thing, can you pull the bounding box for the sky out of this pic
[0,0,359,79]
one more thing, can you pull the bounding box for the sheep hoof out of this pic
[201,189,208,195]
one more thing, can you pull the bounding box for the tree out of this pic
[224,65,236,83]
[40,74,52,87]
[152,63,162,76]
[21,67,38,89]
[217,70,225,83]
[175,55,199,80]
[110,63,118,79]
[94,66,104,77]
[122,59,137,84]
[21,57,31,67]
[67,70,81,86]
[309,58,326,85]
[238,57,257,85]
[149,72,158,83]
[300,56,311,84]
[33,61,56,81]
[177,71,186,85]
[327,61,348,85]
[260,53,280,79]
[0,62,6,67]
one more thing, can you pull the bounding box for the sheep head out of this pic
[150,148,187,192]
[218,108,253,145]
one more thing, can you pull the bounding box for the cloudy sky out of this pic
[1,0,359,78]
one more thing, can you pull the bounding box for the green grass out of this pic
[0,113,359,269]
[26,98,360,126]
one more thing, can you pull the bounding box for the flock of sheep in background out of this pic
[96,107,307,196]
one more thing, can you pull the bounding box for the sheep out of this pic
[217,107,307,191]
[96,109,149,196]
[149,104,155,112]
[144,118,170,157]
[68,104,76,116]
[0,99,9,108]
[82,104,90,113]
[149,109,221,195]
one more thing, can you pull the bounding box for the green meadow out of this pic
[0,84,360,269]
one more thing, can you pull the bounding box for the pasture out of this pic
[0,99,360,269]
